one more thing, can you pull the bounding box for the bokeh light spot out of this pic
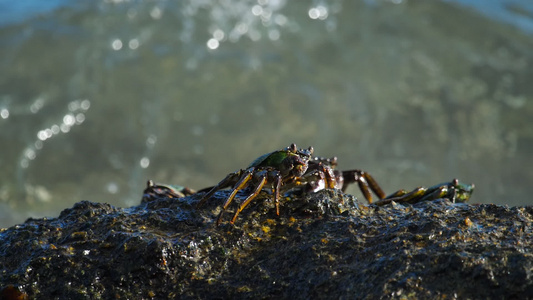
[129,39,139,49]
[0,108,8,119]
[107,182,119,194]
[30,98,44,113]
[252,5,263,16]
[111,39,123,50]
[268,29,280,40]
[75,113,85,124]
[207,38,219,50]
[308,6,328,20]
[80,99,91,110]
[140,157,150,168]
[213,29,225,41]
[150,6,162,19]
[63,114,75,126]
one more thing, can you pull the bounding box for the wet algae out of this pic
[1,190,532,299]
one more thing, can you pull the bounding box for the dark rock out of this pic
[1,190,532,299]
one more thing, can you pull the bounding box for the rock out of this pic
[1,190,532,299]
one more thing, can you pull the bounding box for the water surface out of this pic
[1,0,532,227]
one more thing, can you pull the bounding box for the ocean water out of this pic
[1,0,532,228]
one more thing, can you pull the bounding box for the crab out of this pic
[141,180,196,203]
[196,144,386,225]
[373,178,474,206]
[196,144,312,225]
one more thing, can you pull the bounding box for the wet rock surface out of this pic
[1,190,532,299]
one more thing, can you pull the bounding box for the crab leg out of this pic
[222,169,254,211]
[320,165,338,189]
[272,173,282,216]
[228,175,268,225]
[366,173,386,199]
[214,169,254,225]
[310,157,339,189]
[341,170,386,203]
[196,170,246,208]
[374,187,426,206]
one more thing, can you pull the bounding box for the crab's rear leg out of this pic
[341,170,386,204]
[197,169,249,208]
[374,187,426,206]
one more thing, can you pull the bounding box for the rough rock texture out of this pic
[1,190,532,299]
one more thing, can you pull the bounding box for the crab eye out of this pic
[288,143,297,152]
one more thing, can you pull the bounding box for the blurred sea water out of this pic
[1,0,532,228]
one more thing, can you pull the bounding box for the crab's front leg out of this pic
[271,171,282,216]
[300,157,342,192]
[215,168,255,225]
[228,172,268,224]
[312,160,339,189]
[227,170,282,224]
[341,170,386,204]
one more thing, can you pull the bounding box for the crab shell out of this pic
[248,144,313,179]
